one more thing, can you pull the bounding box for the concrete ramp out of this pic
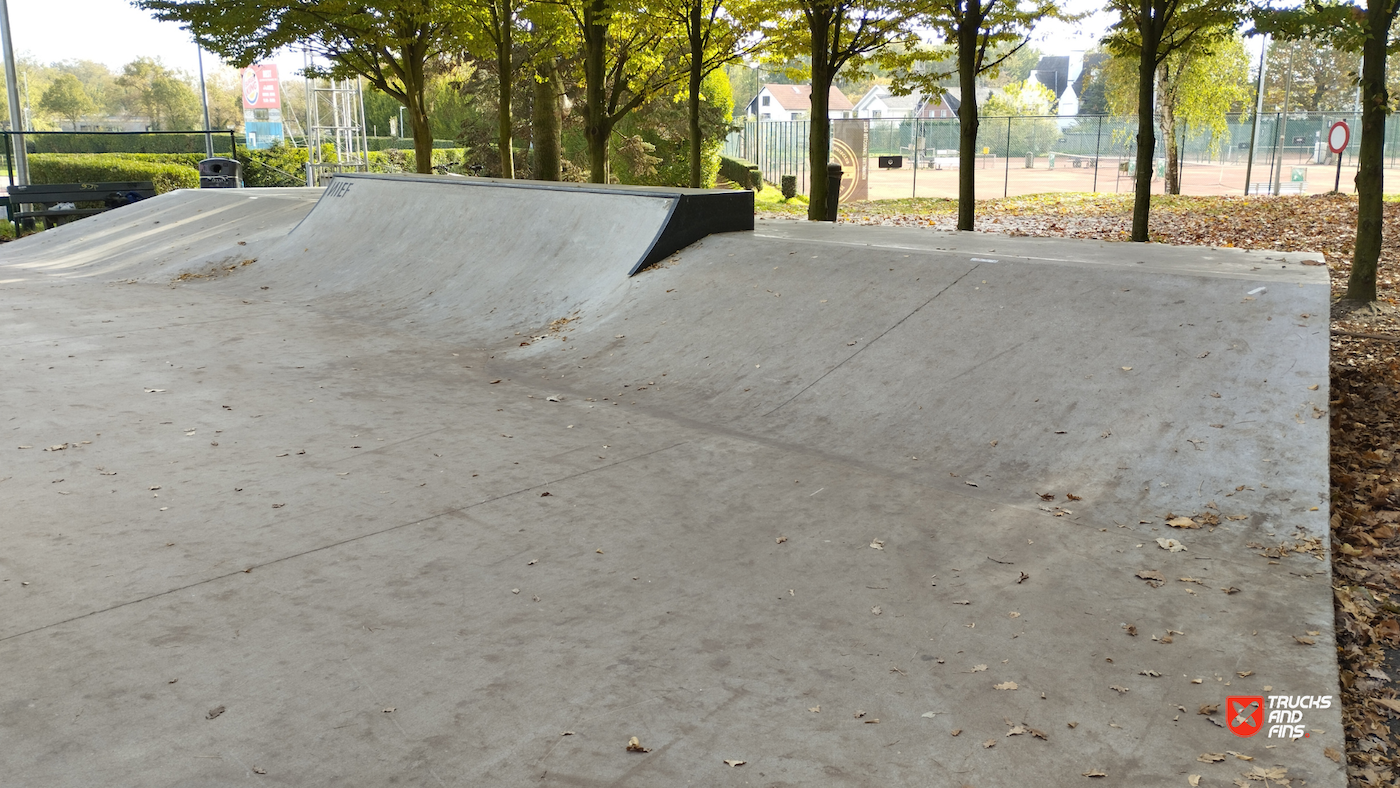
[235,173,753,335]
[0,205,1342,786]
[0,187,320,284]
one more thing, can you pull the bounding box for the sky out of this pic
[4,0,1258,83]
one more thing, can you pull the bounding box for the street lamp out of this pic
[0,0,28,184]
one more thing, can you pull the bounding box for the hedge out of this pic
[27,154,200,193]
[365,137,460,152]
[719,155,763,191]
[27,133,237,156]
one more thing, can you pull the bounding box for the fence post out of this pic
[1003,116,1012,198]
[912,119,918,199]
[825,163,842,221]
[1093,115,1103,192]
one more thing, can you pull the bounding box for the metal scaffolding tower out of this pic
[303,53,370,186]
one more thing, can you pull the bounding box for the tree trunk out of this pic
[1157,79,1179,195]
[496,1,515,179]
[687,0,705,189]
[807,11,832,221]
[1131,4,1159,242]
[955,10,980,231]
[532,61,561,181]
[582,0,611,183]
[1346,0,1394,302]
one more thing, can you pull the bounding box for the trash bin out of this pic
[1025,152,1035,168]
[199,158,243,189]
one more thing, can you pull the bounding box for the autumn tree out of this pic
[39,74,95,130]
[457,0,526,177]
[135,0,468,174]
[115,57,200,130]
[650,0,758,187]
[549,0,690,183]
[1262,39,1359,112]
[765,0,915,220]
[1106,0,1243,241]
[1102,33,1250,194]
[901,0,1069,230]
[1257,0,1397,301]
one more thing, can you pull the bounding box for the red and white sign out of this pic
[242,64,281,110]
[1328,121,1350,154]
[1227,696,1265,737]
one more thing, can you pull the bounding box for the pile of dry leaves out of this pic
[792,193,1400,786]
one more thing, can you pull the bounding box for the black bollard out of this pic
[825,163,842,222]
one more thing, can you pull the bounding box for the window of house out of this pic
[761,96,770,107]
[872,110,882,119]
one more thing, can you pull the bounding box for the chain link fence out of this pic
[724,113,1393,201]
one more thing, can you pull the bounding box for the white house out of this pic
[854,86,960,120]
[746,84,854,121]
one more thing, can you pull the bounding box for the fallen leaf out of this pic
[1038,492,1055,500]
[1029,727,1048,740]
[1126,625,1138,636]
[776,535,787,544]
[1006,725,1027,737]
[971,664,988,672]
[983,739,997,749]
[994,681,1018,690]
[1121,366,1132,371]
[383,707,395,713]
[626,736,650,753]
[1324,746,1342,762]
[1066,493,1082,501]
[854,710,866,719]
[950,729,961,736]
[1167,516,1200,529]
[1293,635,1316,645]
[1373,698,1400,713]
[17,445,31,449]
[253,766,266,775]
[561,731,575,736]
[1227,751,1253,761]
[723,759,746,767]
[864,718,880,724]
[1137,569,1166,584]
[870,539,884,550]
[921,711,938,718]
[1017,572,1030,584]
[809,706,820,713]
[871,606,882,615]
[1198,753,1226,763]
[1083,770,1106,778]
[1156,538,1186,552]
[1110,686,1129,694]
[1139,670,1161,677]
[489,379,501,384]
[1067,721,1078,728]
[1009,611,1021,618]
[1199,704,1219,715]
[1237,671,1253,678]
[1188,775,1200,787]
[206,705,226,720]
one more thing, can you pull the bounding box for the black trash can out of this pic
[199,158,243,189]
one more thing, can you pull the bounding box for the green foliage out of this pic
[1263,39,1360,113]
[39,74,96,129]
[365,137,460,151]
[1103,35,1250,157]
[719,155,764,190]
[27,154,200,193]
[982,80,1061,155]
[26,132,237,155]
[609,70,733,187]
[366,148,470,174]
[115,57,201,131]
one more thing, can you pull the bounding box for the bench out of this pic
[5,181,156,230]
[1246,182,1306,195]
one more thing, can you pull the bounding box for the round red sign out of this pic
[1328,121,1351,154]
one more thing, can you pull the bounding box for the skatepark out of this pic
[0,174,1341,786]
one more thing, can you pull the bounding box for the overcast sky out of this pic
[5,0,1255,82]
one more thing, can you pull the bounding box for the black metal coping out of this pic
[329,172,754,276]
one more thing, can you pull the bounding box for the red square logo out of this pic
[1227,695,1265,737]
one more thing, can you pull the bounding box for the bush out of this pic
[781,175,797,199]
[719,155,763,191]
[27,132,238,156]
[367,148,470,174]
[365,137,460,152]
[27,154,199,193]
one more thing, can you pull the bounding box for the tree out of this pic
[459,0,525,177]
[1102,33,1249,193]
[135,0,468,174]
[902,0,1068,230]
[983,42,1041,88]
[1256,0,1397,301]
[39,74,95,130]
[765,0,914,220]
[652,0,758,187]
[982,79,1060,155]
[551,0,690,183]
[1263,39,1359,112]
[1106,0,1243,241]
[115,57,200,130]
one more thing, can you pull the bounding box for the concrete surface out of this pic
[0,185,1340,787]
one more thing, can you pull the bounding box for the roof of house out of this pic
[758,83,854,112]
[1031,55,1072,98]
[855,85,926,111]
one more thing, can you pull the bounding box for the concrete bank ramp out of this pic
[235,173,753,335]
[0,200,1342,786]
[0,187,320,284]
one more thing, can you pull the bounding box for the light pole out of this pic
[0,0,28,185]
[196,42,213,158]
